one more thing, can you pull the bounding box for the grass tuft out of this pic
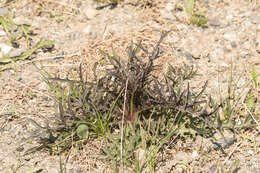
[26,31,258,171]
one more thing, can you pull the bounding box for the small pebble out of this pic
[209,48,224,62]
[15,76,22,81]
[0,7,9,16]
[209,18,221,26]
[165,2,174,11]
[44,43,54,51]
[250,15,260,24]
[185,51,194,61]
[0,43,12,54]
[55,51,65,61]
[0,31,6,36]
[223,33,235,41]
[226,15,233,20]
[220,62,229,67]
[9,48,26,58]
[160,9,175,21]
[16,146,24,152]
[84,7,98,19]
[24,157,31,161]
[243,41,251,50]
[240,50,249,58]
[83,25,92,34]
[30,54,36,59]
[231,41,237,48]
[37,82,49,91]
[257,24,260,31]
[192,150,199,158]
[28,98,36,103]
[212,137,236,150]
[174,151,193,163]
[209,164,217,172]
[248,150,254,155]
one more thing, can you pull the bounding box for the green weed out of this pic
[186,0,208,26]
[0,14,55,71]
[0,14,34,46]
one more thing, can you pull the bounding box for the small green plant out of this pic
[8,152,23,173]
[251,65,258,90]
[0,38,55,71]
[0,13,34,45]
[0,13,55,71]
[247,66,259,119]
[186,0,208,26]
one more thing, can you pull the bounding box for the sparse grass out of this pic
[0,13,55,71]
[0,13,34,46]
[208,64,259,172]
[218,64,259,131]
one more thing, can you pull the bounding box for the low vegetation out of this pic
[0,14,54,71]
[22,30,259,172]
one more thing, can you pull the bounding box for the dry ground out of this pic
[0,0,259,172]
